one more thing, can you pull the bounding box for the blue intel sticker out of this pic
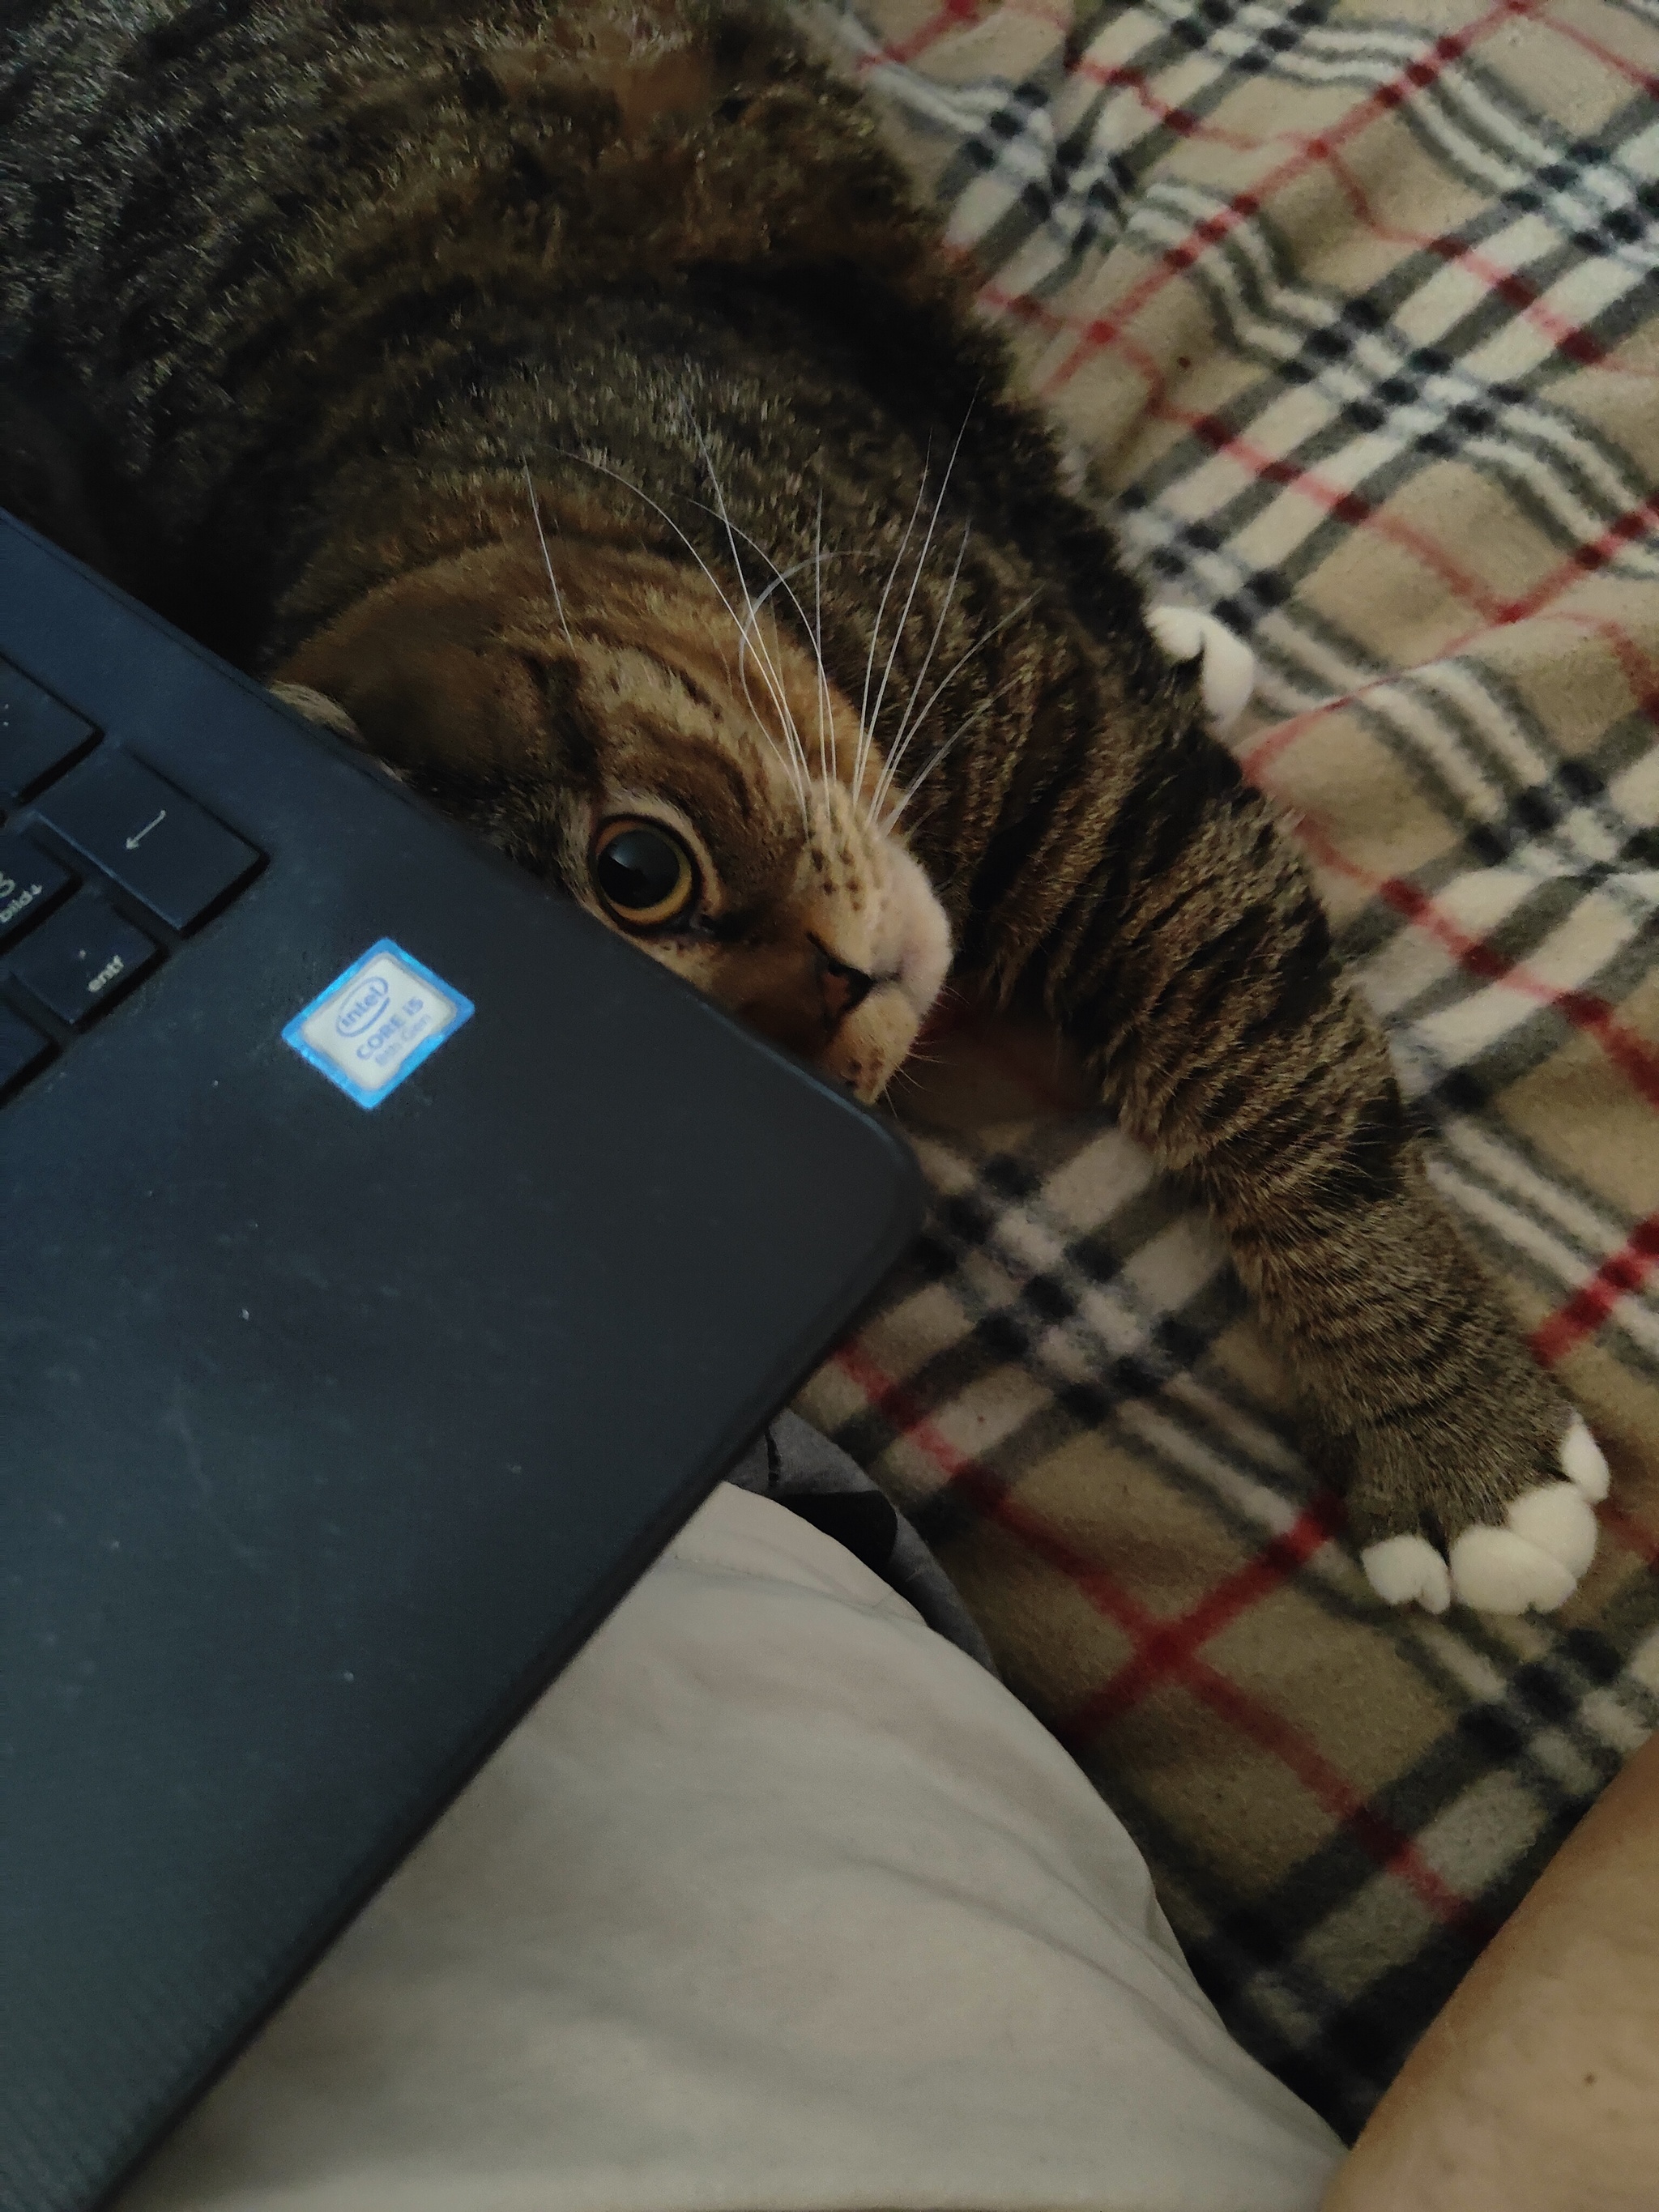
[283,939,474,1108]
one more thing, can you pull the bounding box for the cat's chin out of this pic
[823,991,926,1104]
[820,839,952,1103]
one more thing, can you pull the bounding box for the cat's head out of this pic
[275,535,952,1100]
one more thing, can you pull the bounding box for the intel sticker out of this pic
[283,939,474,1108]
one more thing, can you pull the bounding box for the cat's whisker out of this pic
[885,669,1030,829]
[706,623,812,814]
[730,539,864,782]
[872,593,1040,830]
[683,500,845,809]
[871,588,1039,831]
[813,484,830,788]
[521,462,574,650]
[719,637,808,802]
[735,613,809,816]
[735,544,841,787]
[864,400,975,816]
[730,578,808,815]
[856,452,932,800]
[680,400,812,817]
[549,443,754,663]
[869,518,971,823]
[550,441,808,813]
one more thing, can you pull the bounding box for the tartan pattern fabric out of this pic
[791,0,1659,2140]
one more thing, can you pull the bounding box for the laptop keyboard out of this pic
[0,651,263,1101]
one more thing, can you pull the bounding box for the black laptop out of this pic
[0,509,922,2212]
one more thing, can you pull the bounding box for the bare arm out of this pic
[1323,1727,1659,2211]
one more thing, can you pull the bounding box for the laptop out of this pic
[0,509,923,2212]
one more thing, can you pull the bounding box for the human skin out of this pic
[1322,1727,1659,2210]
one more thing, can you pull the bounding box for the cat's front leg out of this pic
[1234,1159,1608,1616]
[1029,709,1607,1614]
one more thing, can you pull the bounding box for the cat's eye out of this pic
[591,818,700,931]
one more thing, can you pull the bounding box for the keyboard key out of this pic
[0,832,73,946]
[0,1002,52,1095]
[0,655,99,801]
[8,896,160,1027]
[33,749,260,931]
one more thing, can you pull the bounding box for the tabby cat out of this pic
[0,0,1609,1613]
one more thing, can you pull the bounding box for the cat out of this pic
[0,0,1609,1614]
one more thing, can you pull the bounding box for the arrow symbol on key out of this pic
[126,809,167,850]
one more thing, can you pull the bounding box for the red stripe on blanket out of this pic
[1071,58,1293,155]
[1184,415,1375,531]
[950,39,1651,680]
[1071,63,1205,147]
[970,294,1512,638]
[1104,330,1659,655]
[1061,1491,1346,1734]
[1546,9,1659,99]
[976,303,1606,658]
[1137,1661,1496,1944]
[1288,812,1659,1117]
[1500,501,1659,622]
[834,1338,1493,1937]
[854,0,989,70]
[1529,1212,1659,1366]
[1036,0,1526,399]
[1054,17,1632,354]
[1109,314,1659,670]
[1172,406,1505,612]
[1240,604,1659,786]
[1323,149,1612,372]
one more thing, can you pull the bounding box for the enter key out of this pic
[34,750,262,931]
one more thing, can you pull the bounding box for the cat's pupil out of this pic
[593,825,693,923]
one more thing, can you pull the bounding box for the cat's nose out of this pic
[810,936,876,1028]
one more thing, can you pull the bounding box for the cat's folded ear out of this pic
[273,557,585,809]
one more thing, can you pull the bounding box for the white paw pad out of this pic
[1560,1413,1610,1502]
[1448,1520,1578,1614]
[1506,1481,1600,1578]
[1146,603,1258,730]
[1442,1419,1608,1613]
[1361,1534,1452,1613]
[1448,1469,1601,1613]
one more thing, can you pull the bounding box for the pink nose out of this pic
[810,936,876,1029]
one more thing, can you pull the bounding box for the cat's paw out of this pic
[1358,1532,1452,1613]
[1360,1414,1609,1616]
[267,680,364,744]
[1146,603,1257,731]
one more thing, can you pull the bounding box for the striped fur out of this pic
[0,0,1601,1602]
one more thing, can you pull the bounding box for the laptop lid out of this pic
[0,511,922,2212]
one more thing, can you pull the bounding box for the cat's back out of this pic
[0,2,938,497]
[0,0,766,365]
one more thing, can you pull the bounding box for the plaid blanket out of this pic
[791,0,1659,2142]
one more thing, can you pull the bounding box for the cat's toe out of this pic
[1560,1412,1610,1502]
[1362,1533,1452,1613]
[1507,1480,1601,1578]
[1448,1467,1601,1614]
[1146,605,1257,730]
[1448,1519,1580,1613]
[1147,603,1207,663]
[1192,617,1256,729]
